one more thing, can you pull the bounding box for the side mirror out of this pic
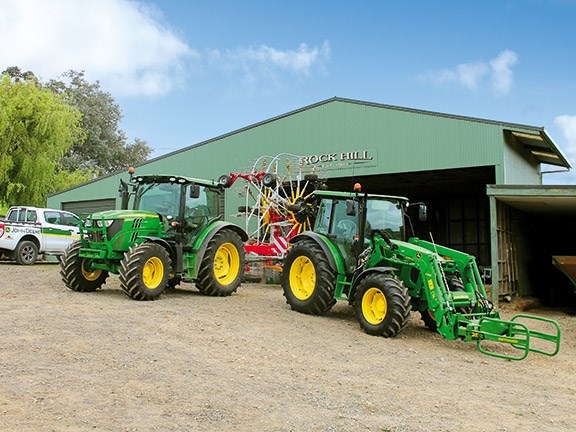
[346,199,356,216]
[419,204,427,221]
[189,184,201,199]
[119,179,129,210]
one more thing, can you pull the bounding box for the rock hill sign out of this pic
[298,149,377,170]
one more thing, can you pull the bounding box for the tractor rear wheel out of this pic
[281,239,336,314]
[196,229,245,296]
[355,273,411,337]
[60,241,109,292]
[119,242,171,300]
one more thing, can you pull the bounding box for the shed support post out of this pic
[489,195,499,308]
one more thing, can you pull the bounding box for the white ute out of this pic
[0,206,81,265]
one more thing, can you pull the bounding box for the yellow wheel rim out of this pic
[214,242,240,286]
[81,259,102,281]
[289,256,316,300]
[362,287,387,325]
[142,256,164,289]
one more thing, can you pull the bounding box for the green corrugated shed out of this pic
[48,97,569,211]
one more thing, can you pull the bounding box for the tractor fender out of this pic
[349,266,399,304]
[289,232,347,275]
[193,222,248,275]
[138,236,177,261]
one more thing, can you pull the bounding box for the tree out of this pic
[0,73,89,206]
[46,70,152,175]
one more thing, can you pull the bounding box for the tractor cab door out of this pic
[182,185,221,235]
[315,198,359,272]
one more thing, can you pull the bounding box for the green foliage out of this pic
[1,67,152,207]
[0,73,86,206]
[47,70,152,175]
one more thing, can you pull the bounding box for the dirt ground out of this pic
[0,262,574,432]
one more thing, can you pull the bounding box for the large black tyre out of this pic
[419,309,438,331]
[119,243,171,300]
[167,275,182,289]
[281,239,337,315]
[60,241,109,292]
[15,240,38,265]
[355,273,411,337]
[196,229,245,296]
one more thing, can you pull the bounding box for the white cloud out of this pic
[419,50,519,94]
[232,41,331,75]
[489,50,518,94]
[555,115,576,159]
[0,0,195,97]
[0,0,329,97]
[207,41,331,89]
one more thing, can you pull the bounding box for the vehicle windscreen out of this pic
[135,182,181,216]
[365,199,404,240]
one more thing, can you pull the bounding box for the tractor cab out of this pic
[123,174,224,238]
[312,189,409,272]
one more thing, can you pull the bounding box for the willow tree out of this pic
[0,73,87,207]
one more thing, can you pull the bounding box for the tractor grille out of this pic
[88,231,104,242]
[129,218,144,243]
[106,219,123,240]
[86,219,123,243]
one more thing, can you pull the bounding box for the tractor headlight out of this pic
[95,219,115,228]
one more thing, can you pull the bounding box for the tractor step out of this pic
[469,314,561,360]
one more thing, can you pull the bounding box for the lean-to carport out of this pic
[487,185,576,307]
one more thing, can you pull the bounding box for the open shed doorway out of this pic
[325,165,495,268]
[488,186,576,309]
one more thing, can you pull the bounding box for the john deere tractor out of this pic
[281,186,561,360]
[60,171,247,301]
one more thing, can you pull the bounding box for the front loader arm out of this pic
[372,235,561,360]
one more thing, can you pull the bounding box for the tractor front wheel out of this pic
[119,243,171,300]
[196,230,245,296]
[281,239,336,315]
[355,273,411,337]
[60,241,109,292]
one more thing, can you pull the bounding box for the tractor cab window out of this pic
[332,199,358,239]
[136,182,181,217]
[365,199,404,240]
[183,185,220,227]
[315,198,358,272]
[315,198,358,238]
[314,199,333,234]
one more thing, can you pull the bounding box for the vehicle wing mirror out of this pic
[419,204,427,221]
[346,199,356,216]
[119,179,129,210]
[190,184,201,199]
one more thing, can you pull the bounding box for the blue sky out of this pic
[2,0,576,183]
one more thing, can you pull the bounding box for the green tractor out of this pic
[281,186,561,360]
[60,172,247,300]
